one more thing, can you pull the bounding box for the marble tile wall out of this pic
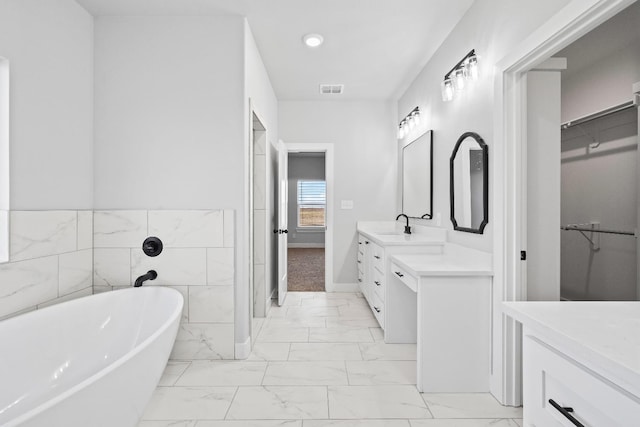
[0,210,94,320]
[93,210,236,360]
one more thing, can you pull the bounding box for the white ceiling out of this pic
[75,0,475,101]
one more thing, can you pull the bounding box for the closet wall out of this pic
[558,3,640,300]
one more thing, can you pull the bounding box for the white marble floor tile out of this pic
[337,305,376,318]
[158,361,192,386]
[263,361,348,385]
[266,317,327,328]
[421,394,523,419]
[288,343,363,361]
[304,421,410,427]
[287,306,340,318]
[358,343,417,361]
[137,421,197,427]
[196,421,302,427]
[346,361,416,385]
[409,420,521,427]
[326,317,380,328]
[138,421,197,427]
[309,327,373,343]
[175,361,268,386]
[370,328,384,342]
[328,385,432,419]
[226,386,328,420]
[141,387,236,420]
[257,326,310,343]
[300,298,352,307]
[247,343,291,361]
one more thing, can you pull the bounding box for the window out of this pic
[297,180,326,228]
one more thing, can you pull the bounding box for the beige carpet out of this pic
[288,248,325,292]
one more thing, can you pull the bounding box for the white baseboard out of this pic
[288,243,325,248]
[235,337,251,360]
[325,282,360,293]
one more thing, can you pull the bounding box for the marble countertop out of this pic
[503,301,640,396]
[390,245,492,277]
[357,221,446,246]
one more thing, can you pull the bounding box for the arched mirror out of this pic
[450,132,488,233]
[401,130,433,219]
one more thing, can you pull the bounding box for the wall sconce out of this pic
[441,49,478,102]
[397,106,420,139]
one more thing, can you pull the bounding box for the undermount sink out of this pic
[373,231,408,236]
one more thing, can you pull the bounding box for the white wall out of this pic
[279,101,396,284]
[0,0,93,209]
[94,16,245,210]
[244,21,279,349]
[526,70,562,301]
[560,2,640,121]
[397,0,572,253]
[560,109,637,300]
[288,154,325,246]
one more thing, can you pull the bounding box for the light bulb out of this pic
[467,55,479,80]
[412,110,420,126]
[453,66,466,91]
[441,78,454,102]
[408,115,415,130]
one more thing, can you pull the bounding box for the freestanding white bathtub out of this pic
[0,286,183,427]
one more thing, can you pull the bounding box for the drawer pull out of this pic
[374,281,381,286]
[548,399,584,427]
[358,278,362,283]
[365,241,370,244]
[357,260,362,264]
[395,271,404,278]
[373,306,381,313]
[374,255,381,259]
[358,242,362,245]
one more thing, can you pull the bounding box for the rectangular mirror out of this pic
[401,130,433,219]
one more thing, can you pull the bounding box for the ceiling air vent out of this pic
[319,84,344,95]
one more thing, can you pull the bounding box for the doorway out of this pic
[287,152,326,292]
[272,143,334,304]
[495,0,638,406]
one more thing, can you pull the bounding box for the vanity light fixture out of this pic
[303,33,324,48]
[397,106,420,139]
[441,49,478,102]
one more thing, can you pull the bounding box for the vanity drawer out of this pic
[390,262,417,292]
[373,268,385,300]
[524,335,640,427]
[370,290,384,328]
[370,242,384,272]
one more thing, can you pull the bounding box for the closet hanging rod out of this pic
[561,99,637,130]
[560,225,636,237]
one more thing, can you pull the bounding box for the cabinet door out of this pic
[524,335,640,426]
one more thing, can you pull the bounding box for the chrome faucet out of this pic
[134,270,158,287]
[396,214,411,234]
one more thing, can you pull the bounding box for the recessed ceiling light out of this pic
[303,33,324,48]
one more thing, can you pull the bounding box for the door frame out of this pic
[493,0,636,405]
[285,143,335,292]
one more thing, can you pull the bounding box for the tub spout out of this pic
[134,270,157,287]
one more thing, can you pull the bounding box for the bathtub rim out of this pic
[2,286,183,426]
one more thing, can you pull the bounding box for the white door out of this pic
[277,140,289,306]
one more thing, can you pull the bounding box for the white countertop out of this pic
[390,244,492,277]
[503,301,640,396]
[357,221,446,247]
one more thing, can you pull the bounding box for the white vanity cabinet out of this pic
[390,246,493,392]
[356,222,446,334]
[504,302,640,427]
